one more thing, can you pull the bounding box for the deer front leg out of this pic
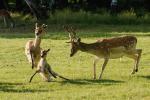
[93,57,99,79]
[29,70,40,83]
[99,59,109,80]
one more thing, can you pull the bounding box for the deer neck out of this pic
[41,57,47,62]
[34,36,41,48]
[78,42,103,54]
[39,57,47,65]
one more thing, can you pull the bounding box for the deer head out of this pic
[41,49,50,58]
[64,25,81,57]
[35,23,47,37]
[69,38,81,57]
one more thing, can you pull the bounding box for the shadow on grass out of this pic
[60,79,124,86]
[0,82,48,93]
[138,75,150,80]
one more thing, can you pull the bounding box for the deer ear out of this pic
[77,38,81,42]
[47,49,50,52]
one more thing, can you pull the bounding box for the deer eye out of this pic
[38,29,42,33]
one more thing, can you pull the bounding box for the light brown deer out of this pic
[25,23,47,69]
[0,9,15,28]
[29,49,70,82]
[64,26,142,80]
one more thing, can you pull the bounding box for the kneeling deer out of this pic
[29,49,70,82]
[64,26,142,80]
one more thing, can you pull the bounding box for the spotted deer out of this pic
[29,49,70,82]
[64,26,142,80]
[0,9,15,28]
[25,23,47,69]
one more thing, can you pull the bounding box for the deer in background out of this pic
[29,49,70,82]
[0,9,15,28]
[25,23,47,69]
[64,26,142,80]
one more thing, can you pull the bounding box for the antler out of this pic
[70,26,76,36]
[42,24,47,28]
[64,25,77,41]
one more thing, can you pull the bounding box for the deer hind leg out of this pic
[125,53,138,74]
[47,66,57,78]
[30,51,34,69]
[135,49,142,72]
[99,59,109,80]
[93,57,99,79]
[125,49,142,74]
[50,69,70,80]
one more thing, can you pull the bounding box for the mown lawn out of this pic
[0,25,150,100]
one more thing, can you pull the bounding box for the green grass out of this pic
[0,25,150,100]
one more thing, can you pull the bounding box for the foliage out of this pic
[46,9,150,25]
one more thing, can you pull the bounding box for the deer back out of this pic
[96,36,137,50]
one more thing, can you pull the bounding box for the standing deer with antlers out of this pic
[64,26,142,79]
[25,23,47,69]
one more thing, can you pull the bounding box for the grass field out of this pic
[0,25,150,100]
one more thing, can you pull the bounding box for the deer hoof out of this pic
[98,77,102,80]
[135,69,138,72]
[131,71,135,74]
[32,65,34,69]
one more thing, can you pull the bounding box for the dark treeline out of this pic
[1,0,150,19]
[0,0,149,12]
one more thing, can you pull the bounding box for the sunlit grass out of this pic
[0,28,150,99]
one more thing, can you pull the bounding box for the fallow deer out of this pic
[25,23,47,69]
[29,49,70,82]
[0,9,15,28]
[64,26,142,80]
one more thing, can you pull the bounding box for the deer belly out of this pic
[109,47,126,59]
[40,72,52,82]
